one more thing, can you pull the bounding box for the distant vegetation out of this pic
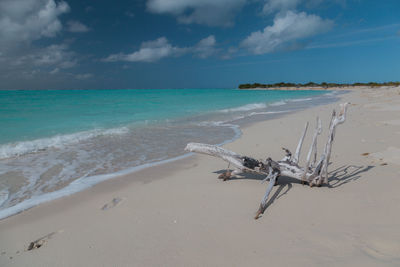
[238,81,400,89]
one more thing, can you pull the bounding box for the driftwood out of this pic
[27,232,57,251]
[185,103,349,219]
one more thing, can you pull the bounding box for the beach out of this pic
[0,89,335,219]
[1,87,400,266]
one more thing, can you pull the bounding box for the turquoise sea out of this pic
[0,89,339,219]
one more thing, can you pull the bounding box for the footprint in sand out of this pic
[359,239,400,262]
[101,197,123,211]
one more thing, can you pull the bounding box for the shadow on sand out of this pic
[213,164,374,216]
[327,164,374,188]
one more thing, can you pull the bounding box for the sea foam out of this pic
[0,190,9,208]
[268,100,287,106]
[0,127,129,159]
[219,103,267,113]
[288,97,312,102]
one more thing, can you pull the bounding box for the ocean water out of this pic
[0,89,340,219]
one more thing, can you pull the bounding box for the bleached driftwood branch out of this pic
[185,103,349,219]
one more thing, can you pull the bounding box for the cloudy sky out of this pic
[0,0,399,89]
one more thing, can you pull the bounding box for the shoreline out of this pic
[0,90,339,220]
[240,86,400,91]
[1,87,400,266]
[238,85,400,91]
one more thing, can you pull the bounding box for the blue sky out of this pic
[0,0,399,89]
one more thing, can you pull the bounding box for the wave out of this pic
[0,119,245,219]
[288,97,312,102]
[198,110,291,127]
[248,110,290,116]
[219,103,267,113]
[216,96,316,114]
[0,189,9,208]
[0,127,129,159]
[268,100,287,106]
[324,91,338,96]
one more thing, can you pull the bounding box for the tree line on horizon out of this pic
[238,81,400,89]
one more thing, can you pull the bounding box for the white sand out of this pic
[1,87,400,266]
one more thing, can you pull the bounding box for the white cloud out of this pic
[220,47,239,59]
[50,67,60,74]
[104,37,188,62]
[0,0,70,46]
[262,0,301,14]
[242,11,333,54]
[104,35,219,63]
[31,44,77,68]
[0,43,77,81]
[146,0,247,27]
[193,35,217,58]
[0,0,76,81]
[67,20,90,33]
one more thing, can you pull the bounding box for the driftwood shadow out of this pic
[213,169,301,217]
[327,164,374,188]
[254,175,303,218]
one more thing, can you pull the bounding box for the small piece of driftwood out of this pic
[27,232,57,251]
[185,103,349,219]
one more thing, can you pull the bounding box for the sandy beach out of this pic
[1,87,400,266]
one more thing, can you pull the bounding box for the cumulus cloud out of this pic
[241,11,333,54]
[50,67,60,74]
[32,44,77,68]
[67,20,90,33]
[0,1,81,87]
[104,37,187,62]
[193,35,217,58]
[104,35,219,63]
[0,43,77,84]
[103,35,218,62]
[0,0,69,46]
[146,0,247,27]
[6,44,76,69]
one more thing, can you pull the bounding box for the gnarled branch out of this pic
[184,103,349,218]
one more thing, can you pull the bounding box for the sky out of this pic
[0,0,399,90]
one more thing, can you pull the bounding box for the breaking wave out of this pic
[0,127,129,159]
[219,103,267,113]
